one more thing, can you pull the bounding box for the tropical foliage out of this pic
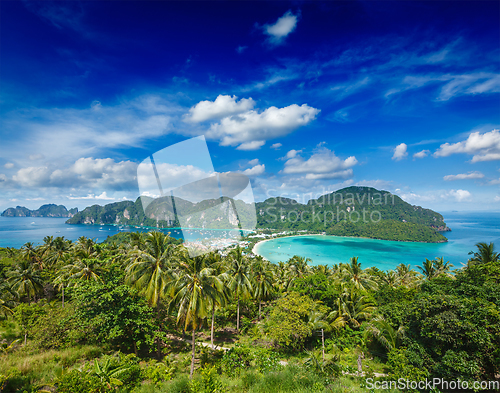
[0,234,498,393]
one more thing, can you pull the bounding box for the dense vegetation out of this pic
[1,233,498,393]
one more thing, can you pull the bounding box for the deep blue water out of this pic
[254,212,500,271]
[0,217,242,248]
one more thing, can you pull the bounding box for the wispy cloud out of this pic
[443,171,484,181]
[386,73,500,101]
[400,189,472,203]
[0,94,179,164]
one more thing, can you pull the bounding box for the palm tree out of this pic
[204,251,229,347]
[20,242,43,270]
[0,279,17,317]
[273,261,292,292]
[287,255,312,278]
[60,258,105,286]
[0,298,13,318]
[329,286,376,329]
[73,236,99,260]
[395,263,420,287]
[468,242,499,266]
[364,316,405,353]
[169,252,225,378]
[251,257,275,320]
[44,236,72,268]
[7,260,43,303]
[381,270,398,288]
[126,231,179,357]
[432,257,453,277]
[341,257,378,291]
[53,260,73,308]
[312,264,333,277]
[226,246,253,333]
[417,258,436,280]
[126,231,178,307]
[306,308,331,362]
[128,232,147,251]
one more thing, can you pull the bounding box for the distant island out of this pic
[1,204,78,218]
[64,186,450,243]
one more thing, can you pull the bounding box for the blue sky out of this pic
[0,1,499,212]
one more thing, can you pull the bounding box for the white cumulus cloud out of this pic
[392,143,408,161]
[4,163,14,169]
[434,129,500,162]
[11,157,138,190]
[184,95,255,123]
[270,143,282,149]
[282,148,357,180]
[206,104,319,150]
[448,189,472,202]
[263,10,299,46]
[285,149,302,159]
[242,164,265,177]
[13,166,51,187]
[413,150,430,159]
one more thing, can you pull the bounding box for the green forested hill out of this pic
[255,186,448,242]
[66,187,449,242]
[1,204,78,217]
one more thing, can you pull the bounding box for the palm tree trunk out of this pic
[24,332,27,346]
[236,297,240,333]
[190,327,196,378]
[211,306,215,348]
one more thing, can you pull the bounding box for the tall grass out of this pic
[0,345,103,392]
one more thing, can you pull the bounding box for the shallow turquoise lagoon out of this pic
[254,212,500,271]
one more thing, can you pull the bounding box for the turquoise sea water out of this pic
[254,212,500,271]
[0,217,243,249]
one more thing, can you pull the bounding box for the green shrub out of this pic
[57,369,109,393]
[189,366,225,393]
[140,360,174,385]
[165,375,191,393]
[253,348,282,373]
[220,344,253,377]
